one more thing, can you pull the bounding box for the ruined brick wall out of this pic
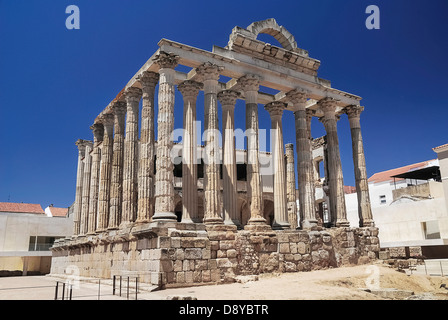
[50,223,380,289]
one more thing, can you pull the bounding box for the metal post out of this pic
[62,282,66,300]
[98,279,101,300]
[424,261,427,275]
[112,275,116,295]
[54,281,59,300]
[441,261,444,277]
[127,276,130,300]
[119,276,122,296]
[69,284,73,300]
[135,277,138,300]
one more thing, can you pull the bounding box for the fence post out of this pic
[54,281,59,300]
[441,261,444,277]
[62,282,66,300]
[127,276,130,300]
[112,275,116,296]
[135,277,138,300]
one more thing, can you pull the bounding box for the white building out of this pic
[345,153,448,258]
[0,202,73,276]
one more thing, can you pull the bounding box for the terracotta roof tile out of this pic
[368,159,437,184]
[0,202,44,214]
[48,207,68,217]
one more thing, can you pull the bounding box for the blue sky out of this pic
[1,0,447,208]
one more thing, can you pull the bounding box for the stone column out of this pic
[153,52,179,221]
[87,122,104,234]
[318,97,349,227]
[197,62,223,225]
[108,101,126,230]
[121,87,142,226]
[178,80,203,223]
[80,141,93,235]
[238,75,266,225]
[287,89,317,229]
[285,143,298,229]
[218,89,241,226]
[265,101,290,230]
[73,139,87,236]
[136,71,159,224]
[345,105,374,227]
[96,114,114,232]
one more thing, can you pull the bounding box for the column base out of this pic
[152,211,178,221]
[360,219,375,227]
[336,219,350,228]
[203,217,224,225]
[247,216,267,225]
[301,219,318,230]
[272,221,291,230]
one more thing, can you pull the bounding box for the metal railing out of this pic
[54,281,73,300]
[112,275,139,300]
[422,259,448,276]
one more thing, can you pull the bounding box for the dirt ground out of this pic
[146,262,448,300]
[1,262,447,300]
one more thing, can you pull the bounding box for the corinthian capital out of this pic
[178,80,203,99]
[265,101,286,118]
[111,100,127,116]
[344,105,364,119]
[237,74,259,93]
[137,71,159,89]
[286,88,309,108]
[196,62,223,82]
[217,90,240,107]
[318,97,339,114]
[90,122,104,142]
[153,51,179,69]
[124,87,142,103]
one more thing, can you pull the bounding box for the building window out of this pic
[379,195,386,204]
[28,236,62,251]
[422,221,441,240]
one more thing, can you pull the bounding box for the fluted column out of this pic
[178,80,203,223]
[87,122,104,234]
[265,101,289,230]
[108,101,126,229]
[153,52,179,221]
[121,87,142,226]
[285,143,298,229]
[197,62,223,225]
[318,97,349,227]
[218,89,241,226]
[238,75,266,225]
[80,141,93,235]
[345,105,374,227]
[287,89,317,229]
[73,139,87,236]
[96,114,114,232]
[136,71,159,223]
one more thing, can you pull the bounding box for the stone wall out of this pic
[50,222,379,289]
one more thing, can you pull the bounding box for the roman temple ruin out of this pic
[51,19,379,288]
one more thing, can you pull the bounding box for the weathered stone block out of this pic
[279,243,290,253]
[185,248,202,260]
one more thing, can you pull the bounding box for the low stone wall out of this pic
[50,222,379,289]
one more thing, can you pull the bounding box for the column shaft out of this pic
[319,98,349,227]
[265,101,289,230]
[108,101,126,229]
[287,89,317,229]
[285,143,298,229]
[87,122,104,234]
[238,75,266,225]
[121,87,142,226]
[153,52,179,221]
[97,114,114,231]
[197,62,223,224]
[218,90,240,226]
[345,105,374,227]
[178,80,202,223]
[80,142,93,235]
[137,71,159,223]
[73,140,87,236]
